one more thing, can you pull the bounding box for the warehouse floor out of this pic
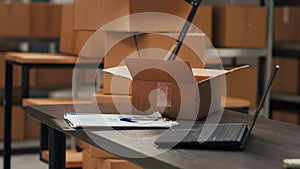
[0,154,47,169]
[0,140,47,169]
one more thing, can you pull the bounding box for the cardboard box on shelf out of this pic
[83,148,105,169]
[60,4,75,54]
[272,57,300,94]
[25,115,40,140]
[0,106,25,140]
[34,69,73,90]
[30,3,62,38]
[273,110,300,125]
[92,92,131,104]
[103,159,142,169]
[0,2,31,37]
[106,59,248,120]
[74,0,212,37]
[274,7,299,42]
[0,2,62,38]
[213,6,267,48]
[90,145,119,159]
[225,66,257,108]
[103,32,206,95]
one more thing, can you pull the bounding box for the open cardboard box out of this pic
[104,58,248,120]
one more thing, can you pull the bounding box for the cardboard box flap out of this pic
[125,58,196,84]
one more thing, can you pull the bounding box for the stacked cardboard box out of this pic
[81,143,142,169]
[0,2,62,38]
[273,110,300,125]
[213,6,267,48]
[274,7,300,42]
[272,57,300,94]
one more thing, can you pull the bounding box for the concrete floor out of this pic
[0,154,47,169]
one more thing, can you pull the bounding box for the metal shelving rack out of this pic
[271,1,300,115]
[202,0,274,118]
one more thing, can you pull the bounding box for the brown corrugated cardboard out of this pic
[274,7,300,42]
[0,106,25,140]
[90,145,119,159]
[0,2,30,37]
[103,159,142,169]
[73,30,96,55]
[272,57,300,94]
[60,4,75,54]
[103,32,206,95]
[25,116,40,140]
[83,149,104,169]
[74,0,212,36]
[213,6,266,48]
[225,66,257,108]
[120,59,248,120]
[273,110,300,125]
[34,69,73,90]
[30,3,62,38]
[0,2,62,38]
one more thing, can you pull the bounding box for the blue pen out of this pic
[120,117,137,123]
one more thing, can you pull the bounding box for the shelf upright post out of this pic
[263,0,274,118]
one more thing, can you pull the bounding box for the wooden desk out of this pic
[3,52,102,169]
[26,103,300,169]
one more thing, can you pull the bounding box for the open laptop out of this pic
[155,64,279,150]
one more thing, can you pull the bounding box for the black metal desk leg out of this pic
[4,61,13,169]
[40,123,49,162]
[21,65,30,100]
[49,128,66,169]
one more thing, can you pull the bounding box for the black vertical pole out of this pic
[49,128,66,169]
[4,61,13,169]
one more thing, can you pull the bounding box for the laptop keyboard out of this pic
[181,123,247,143]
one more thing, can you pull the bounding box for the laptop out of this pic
[155,64,279,150]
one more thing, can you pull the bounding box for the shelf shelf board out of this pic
[271,92,300,104]
[210,48,267,58]
[275,0,300,6]
[273,42,300,58]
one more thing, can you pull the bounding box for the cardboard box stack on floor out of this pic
[79,141,142,169]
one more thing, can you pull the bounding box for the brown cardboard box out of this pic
[103,32,206,95]
[74,30,97,55]
[34,69,73,90]
[0,106,25,140]
[25,116,40,140]
[273,110,300,125]
[0,2,62,38]
[120,59,248,120]
[93,92,131,104]
[90,145,119,159]
[0,2,30,37]
[225,66,257,108]
[78,139,90,150]
[103,159,142,169]
[60,4,75,54]
[213,6,267,48]
[274,7,299,42]
[30,3,62,38]
[74,0,212,37]
[0,53,36,88]
[83,149,104,169]
[272,57,300,94]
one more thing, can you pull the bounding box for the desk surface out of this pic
[27,103,300,169]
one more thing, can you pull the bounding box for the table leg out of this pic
[49,128,66,169]
[40,123,49,162]
[4,61,13,169]
[21,66,30,100]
